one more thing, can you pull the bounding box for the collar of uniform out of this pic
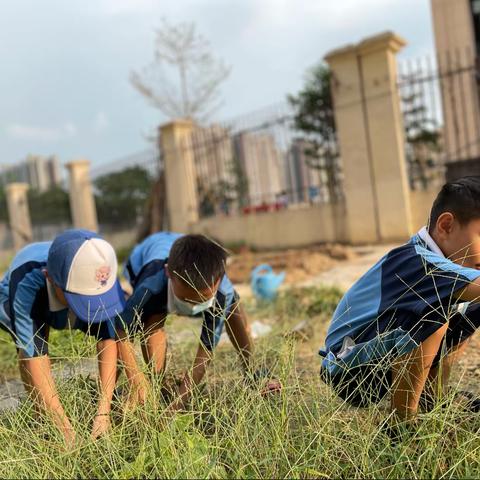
[46,278,67,312]
[417,226,445,258]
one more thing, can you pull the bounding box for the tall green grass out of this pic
[0,286,480,478]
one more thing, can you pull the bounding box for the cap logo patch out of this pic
[95,265,111,287]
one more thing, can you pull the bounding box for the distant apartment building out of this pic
[0,155,62,192]
[189,124,237,216]
[190,124,235,189]
[190,126,324,211]
[430,0,480,162]
[285,138,332,204]
[0,162,29,185]
[233,131,285,206]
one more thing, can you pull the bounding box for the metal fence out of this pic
[183,102,343,219]
[397,49,480,189]
[90,148,161,180]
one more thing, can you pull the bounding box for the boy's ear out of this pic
[436,212,455,237]
[165,264,170,278]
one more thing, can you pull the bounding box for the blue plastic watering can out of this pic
[250,264,285,301]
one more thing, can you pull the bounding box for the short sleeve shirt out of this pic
[321,228,480,373]
[0,242,115,357]
[0,242,70,356]
[120,232,239,350]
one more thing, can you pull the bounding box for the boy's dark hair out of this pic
[168,234,228,289]
[429,176,480,232]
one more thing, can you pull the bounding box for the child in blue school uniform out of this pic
[115,232,281,410]
[320,177,480,430]
[0,229,131,445]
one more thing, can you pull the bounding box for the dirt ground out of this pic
[228,243,397,299]
[226,243,357,286]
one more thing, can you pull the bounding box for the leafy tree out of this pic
[288,63,342,202]
[401,83,442,190]
[197,151,250,218]
[230,152,249,209]
[94,166,153,227]
[131,19,230,121]
[28,187,71,225]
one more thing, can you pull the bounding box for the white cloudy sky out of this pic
[0,0,435,168]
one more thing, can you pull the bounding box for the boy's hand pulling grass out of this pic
[116,332,151,411]
[91,413,111,440]
[91,339,117,439]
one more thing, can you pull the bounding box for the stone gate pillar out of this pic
[326,31,413,243]
[160,120,199,232]
[6,183,32,250]
[65,159,98,232]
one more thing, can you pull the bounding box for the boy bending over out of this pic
[320,177,480,425]
[0,230,128,444]
[117,232,280,410]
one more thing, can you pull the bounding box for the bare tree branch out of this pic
[131,18,230,121]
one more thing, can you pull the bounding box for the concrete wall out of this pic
[191,202,348,249]
[191,190,441,249]
[0,191,440,262]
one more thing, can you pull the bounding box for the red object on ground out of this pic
[260,379,283,396]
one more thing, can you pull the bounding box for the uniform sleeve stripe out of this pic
[414,245,480,283]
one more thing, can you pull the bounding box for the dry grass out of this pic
[0,286,480,478]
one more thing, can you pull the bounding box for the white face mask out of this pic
[167,280,215,316]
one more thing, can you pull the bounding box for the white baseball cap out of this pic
[46,229,125,323]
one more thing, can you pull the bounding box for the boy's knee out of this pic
[420,321,449,347]
[144,315,166,334]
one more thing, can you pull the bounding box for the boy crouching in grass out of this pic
[116,232,281,411]
[0,230,139,445]
[320,177,480,430]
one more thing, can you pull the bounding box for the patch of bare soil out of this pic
[457,333,480,393]
[226,244,356,285]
